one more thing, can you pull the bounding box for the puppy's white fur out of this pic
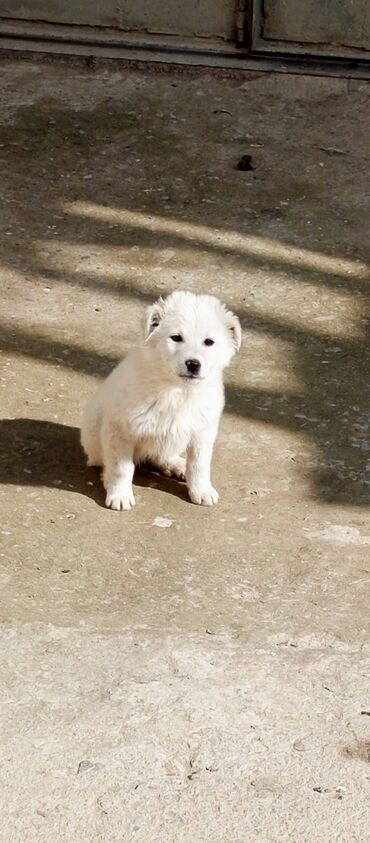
[81,290,241,510]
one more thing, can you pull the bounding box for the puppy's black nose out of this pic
[185,358,201,375]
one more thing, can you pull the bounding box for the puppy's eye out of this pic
[170,334,183,343]
[204,338,214,346]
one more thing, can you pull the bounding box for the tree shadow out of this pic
[3,305,370,505]
[0,418,190,507]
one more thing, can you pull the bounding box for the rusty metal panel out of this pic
[0,1,236,40]
[262,0,370,50]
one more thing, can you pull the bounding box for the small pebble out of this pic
[77,760,94,774]
[236,154,254,172]
[152,516,173,528]
[293,739,305,752]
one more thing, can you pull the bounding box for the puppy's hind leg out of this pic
[81,402,103,467]
[156,455,186,481]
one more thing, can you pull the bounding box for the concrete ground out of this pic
[0,58,369,841]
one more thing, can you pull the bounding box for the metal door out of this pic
[1,1,369,60]
[0,0,237,44]
[251,0,370,55]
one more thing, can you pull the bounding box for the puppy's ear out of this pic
[225,311,242,351]
[144,297,165,341]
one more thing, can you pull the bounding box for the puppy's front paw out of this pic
[105,490,136,511]
[188,486,219,506]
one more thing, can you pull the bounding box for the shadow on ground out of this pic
[1,89,369,505]
[0,418,190,506]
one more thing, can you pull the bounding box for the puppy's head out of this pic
[144,291,241,382]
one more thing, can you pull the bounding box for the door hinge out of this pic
[235,0,248,47]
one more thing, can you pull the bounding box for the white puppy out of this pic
[81,290,241,510]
